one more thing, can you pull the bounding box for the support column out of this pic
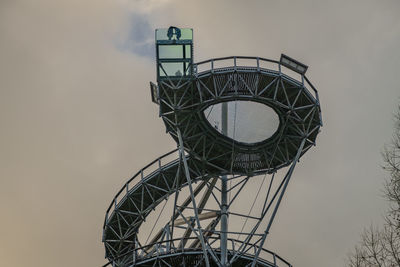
[250,138,306,267]
[177,129,211,267]
[220,102,228,266]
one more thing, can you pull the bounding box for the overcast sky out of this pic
[1,0,400,266]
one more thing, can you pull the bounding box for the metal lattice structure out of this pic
[102,27,322,267]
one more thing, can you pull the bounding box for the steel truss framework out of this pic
[102,56,322,267]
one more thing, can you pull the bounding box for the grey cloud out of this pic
[115,13,155,60]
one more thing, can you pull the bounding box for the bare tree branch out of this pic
[347,105,400,267]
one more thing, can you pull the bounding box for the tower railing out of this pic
[194,56,320,105]
[103,149,180,227]
[102,236,292,267]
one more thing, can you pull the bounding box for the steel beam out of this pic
[220,101,229,266]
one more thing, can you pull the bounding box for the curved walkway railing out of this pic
[102,237,292,267]
[194,56,320,107]
[103,149,179,229]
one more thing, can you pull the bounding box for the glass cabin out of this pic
[156,27,193,80]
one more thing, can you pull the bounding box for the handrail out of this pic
[195,56,279,66]
[193,56,319,102]
[101,236,291,267]
[103,149,179,228]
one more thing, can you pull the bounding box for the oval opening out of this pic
[203,101,280,144]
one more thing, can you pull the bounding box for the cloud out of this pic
[115,13,155,59]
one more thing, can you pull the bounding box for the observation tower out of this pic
[102,26,322,267]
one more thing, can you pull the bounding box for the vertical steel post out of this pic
[177,129,211,267]
[221,102,228,266]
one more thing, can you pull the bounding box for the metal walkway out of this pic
[102,55,322,267]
